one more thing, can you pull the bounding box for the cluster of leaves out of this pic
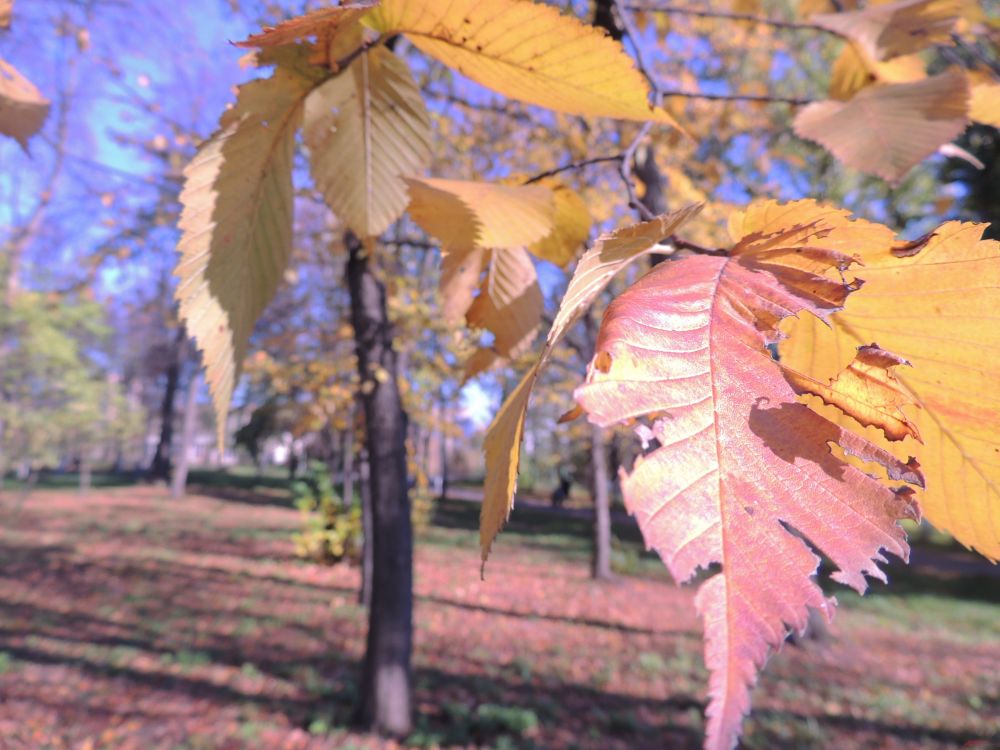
[174,1,1000,750]
[292,460,363,565]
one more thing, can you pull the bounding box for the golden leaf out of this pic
[366,0,684,128]
[782,220,1000,562]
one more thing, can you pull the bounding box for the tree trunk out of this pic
[345,233,412,737]
[343,404,356,507]
[590,423,614,580]
[79,456,92,494]
[358,447,374,609]
[171,371,200,499]
[149,328,185,483]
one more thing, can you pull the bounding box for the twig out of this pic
[657,89,812,105]
[618,123,656,220]
[523,154,625,184]
[624,3,844,37]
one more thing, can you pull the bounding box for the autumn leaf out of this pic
[967,69,1000,127]
[828,43,925,100]
[782,219,1000,562]
[466,247,544,362]
[236,2,374,50]
[0,57,49,148]
[176,67,312,444]
[407,178,556,249]
[793,70,969,182]
[782,344,922,443]
[365,0,684,129]
[480,204,703,562]
[304,46,431,238]
[528,179,592,268]
[439,246,488,325]
[813,0,960,61]
[0,1,11,30]
[574,200,923,750]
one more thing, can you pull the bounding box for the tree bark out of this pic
[358,447,374,609]
[343,404,356,507]
[79,456,92,494]
[149,328,185,483]
[590,423,614,580]
[171,371,200,499]
[345,233,412,737]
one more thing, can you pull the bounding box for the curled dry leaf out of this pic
[793,70,969,182]
[574,199,923,750]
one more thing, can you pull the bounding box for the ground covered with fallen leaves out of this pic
[0,478,996,749]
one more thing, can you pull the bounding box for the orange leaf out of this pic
[783,343,922,443]
[575,200,923,750]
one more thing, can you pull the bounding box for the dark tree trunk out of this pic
[149,328,185,483]
[343,404,356,507]
[171,371,200,499]
[345,233,412,737]
[590,423,614,580]
[358,447,374,609]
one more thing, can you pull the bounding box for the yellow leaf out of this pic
[365,0,684,129]
[467,247,543,360]
[793,70,969,182]
[480,204,703,562]
[305,46,431,238]
[828,42,926,100]
[0,57,49,148]
[407,177,555,248]
[176,67,311,445]
[813,0,961,61]
[782,220,1000,561]
[439,246,488,325]
[968,69,1000,127]
[527,180,591,268]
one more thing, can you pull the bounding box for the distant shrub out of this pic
[292,461,362,565]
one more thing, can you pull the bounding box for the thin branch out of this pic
[657,89,812,105]
[624,3,843,37]
[523,154,624,184]
[618,123,656,220]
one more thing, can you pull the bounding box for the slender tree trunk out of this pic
[149,328,185,483]
[171,371,200,499]
[345,233,412,737]
[79,456,92,494]
[590,423,614,580]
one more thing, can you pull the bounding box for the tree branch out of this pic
[624,4,844,37]
[523,154,625,184]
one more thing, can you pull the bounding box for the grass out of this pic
[0,473,996,749]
